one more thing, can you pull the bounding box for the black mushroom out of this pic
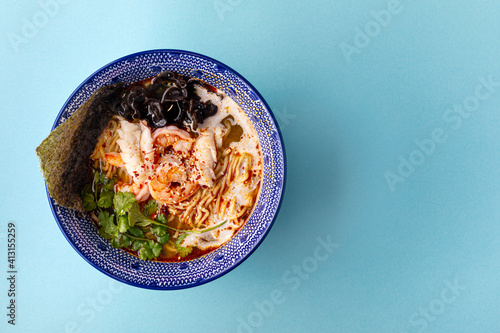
[110,70,219,129]
[163,102,184,124]
[161,86,187,103]
[127,86,148,118]
[145,99,167,128]
[151,71,177,85]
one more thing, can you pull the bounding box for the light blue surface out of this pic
[1,0,500,332]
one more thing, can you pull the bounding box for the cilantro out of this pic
[152,225,167,237]
[158,234,170,245]
[138,248,151,260]
[100,177,116,191]
[143,199,158,218]
[136,240,163,260]
[155,213,168,224]
[82,192,97,211]
[98,227,112,240]
[82,171,117,211]
[93,171,116,189]
[81,172,192,261]
[128,201,156,227]
[111,233,132,248]
[119,234,133,248]
[93,170,102,184]
[137,240,163,260]
[132,240,143,251]
[138,241,154,260]
[175,244,192,257]
[152,225,169,244]
[110,237,122,249]
[152,241,162,257]
[81,183,96,211]
[174,233,193,258]
[98,211,117,235]
[135,210,171,230]
[128,227,144,238]
[97,189,114,209]
[175,233,188,245]
[117,215,130,233]
[113,192,136,215]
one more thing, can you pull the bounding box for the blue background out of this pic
[1,0,500,332]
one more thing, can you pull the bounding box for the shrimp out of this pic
[153,126,194,156]
[115,180,151,202]
[104,152,124,168]
[148,155,199,204]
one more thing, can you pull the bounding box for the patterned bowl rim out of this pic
[47,49,286,290]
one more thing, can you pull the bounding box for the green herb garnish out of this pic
[143,199,158,217]
[82,171,228,261]
[174,233,193,258]
[138,240,162,260]
[113,191,135,215]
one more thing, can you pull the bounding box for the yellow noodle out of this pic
[228,196,237,215]
[91,116,126,181]
[93,116,260,246]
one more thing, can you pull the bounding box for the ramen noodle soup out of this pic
[83,72,263,261]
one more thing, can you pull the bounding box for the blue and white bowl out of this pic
[48,50,286,289]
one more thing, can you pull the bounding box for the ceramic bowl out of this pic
[48,50,285,289]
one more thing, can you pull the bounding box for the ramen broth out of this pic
[87,73,263,261]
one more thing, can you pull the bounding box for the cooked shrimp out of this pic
[115,180,150,202]
[148,155,199,204]
[153,126,194,156]
[156,155,187,184]
[104,152,124,168]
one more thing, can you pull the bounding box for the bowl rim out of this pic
[48,49,287,290]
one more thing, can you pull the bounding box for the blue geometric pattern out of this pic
[48,50,286,289]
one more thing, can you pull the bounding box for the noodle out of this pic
[91,116,122,180]
[86,76,262,261]
[90,115,259,232]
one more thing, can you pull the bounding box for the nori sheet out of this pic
[36,83,125,211]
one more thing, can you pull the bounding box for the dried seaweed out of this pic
[36,83,125,211]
